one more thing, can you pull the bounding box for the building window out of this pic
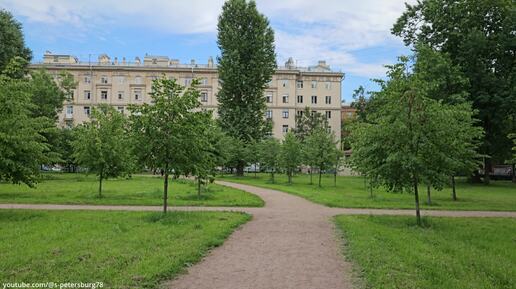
[84,106,91,116]
[66,105,73,115]
[200,92,208,102]
[282,110,289,119]
[282,95,289,103]
[296,81,303,89]
[184,78,192,86]
[84,76,91,83]
[297,95,303,103]
[134,76,142,84]
[118,91,124,100]
[282,125,289,133]
[134,89,142,101]
[265,110,273,119]
[84,90,91,100]
[101,76,108,84]
[311,80,317,88]
[325,82,331,89]
[100,90,108,100]
[311,95,317,104]
[266,93,273,103]
[200,78,208,85]
[326,111,331,119]
[282,80,288,87]
[325,95,331,104]
[117,106,124,114]
[296,110,303,117]
[69,90,74,100]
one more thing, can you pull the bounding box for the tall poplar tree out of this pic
[216,0,276,175]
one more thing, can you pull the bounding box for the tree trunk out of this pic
[271,170,275,183]
[163,172,169,214]
[483,158,491,185]
[369,181,373,199]
[452,175,457,201]
[236,160,245,176]
[98,170,103,198]
[413,178,421,226]
[309,168,313,185]
[288,170,292,184]
[197,177,201,198]
[426,184,431,205]
[318,167,322,187]
[334,168,337,187]
[512,164,515,183]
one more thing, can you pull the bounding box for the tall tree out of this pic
[0,9,32,72]
[280,132,302,184]
[0,60,52,186]
[349,57,481,225]
[73,105,134,197]
[393,0,516,183]
[217,0,276,175]
[257,138,281,183]
[130,78,208,213]
[304,128,338,187]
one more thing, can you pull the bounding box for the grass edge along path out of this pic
[221,173,516,211]
[334,215,516,289]
[0,209,251,289]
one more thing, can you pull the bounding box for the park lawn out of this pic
[0,210,250,289]
[0,173,263,207]
[221,173,516,211]
[335,215,516,289]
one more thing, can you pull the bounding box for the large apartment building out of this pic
[30,52,344,141]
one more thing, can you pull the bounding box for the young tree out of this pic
[54,127,78,172]
[393,0,516,184]
[216,0,276,175]
[73,105,133,197]
[280,132,302,184]
[0,9,32,72]
[293,107,329,142]
[130,78,207,213]
[349,57,481,225]
[257,138,281,183]
[0,61,51,186]
[304,128,338,187]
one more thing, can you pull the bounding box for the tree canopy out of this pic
[0,9,32,72]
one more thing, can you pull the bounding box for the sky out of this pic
[0,0,415,102]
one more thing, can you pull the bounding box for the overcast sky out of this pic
[0,0,416,102]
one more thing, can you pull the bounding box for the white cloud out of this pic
[1,0,415,78]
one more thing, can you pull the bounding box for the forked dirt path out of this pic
[163,181,356,289]
[1,181,515,289]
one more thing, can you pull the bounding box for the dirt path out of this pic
[1,181,515,289]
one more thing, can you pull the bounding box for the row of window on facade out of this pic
[271,80,332,90]
[65,105,126,117]
[77,90,209,103]
[265,94,332,105]
[83,75,210,86]
[265,109,332,120]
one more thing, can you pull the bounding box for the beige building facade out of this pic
[30,52,344,142]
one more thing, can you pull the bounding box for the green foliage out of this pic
[73,105,134,196]
[280,132,302,184]
[349,56,482,224]
[351,85,369,122]
[0,67,52,186]
[393,0,516,179]
[293,107,329,142]
[53,127,77,172]
[0,9,32,72]
[0,210,250,288]
[216,0,277,173]
[257,137,281,183]
[304,128,339,187]
[336,215,516,289]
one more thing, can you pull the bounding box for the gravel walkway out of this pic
[1,181,515,289]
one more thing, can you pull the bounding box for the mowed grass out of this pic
[221,173,516,211]
[0,210,250,289]
[0,173,263,207]
[335,215,516,289]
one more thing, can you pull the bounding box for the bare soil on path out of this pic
[1,181,515,289]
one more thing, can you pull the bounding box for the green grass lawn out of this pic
[335,215,516,289]
[221,173,516,211]
[0,210,249,288]
[0,173,263,207]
